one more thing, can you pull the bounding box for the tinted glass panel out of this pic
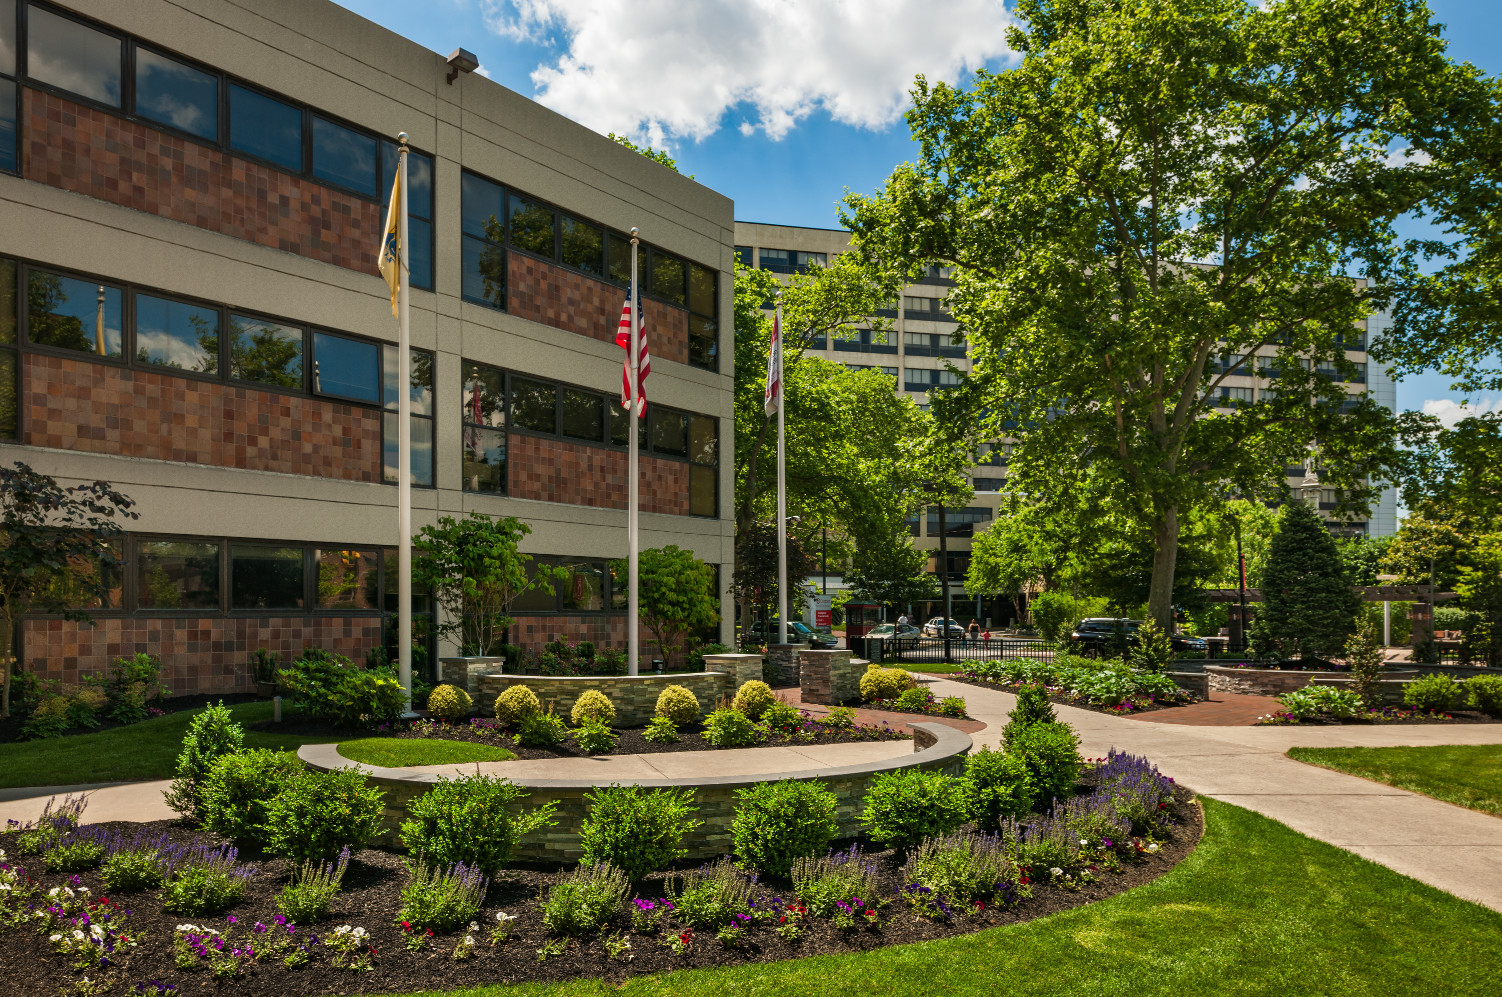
[137,540,219,610]
[511,561,557,612]
[651,252,686,305]
[0,78,15,173]
[689,415,717,466]
[461,173,504,238]
[689,315,717,368]
[27,8,120,107]
[312,116,377,197]
[560,216,603,275]
[462,426,505,494]
[134,48,217,140]
[27,272,123,356]
[560,387,603,441]
[135,294,218,373]
[312,331,379,402]
[409,218,434,292]
[0,258,14,344]
[229,315,302,388]
[610,403,647,449]
[508,196,555,256]
[383,346,433,415]
[688,264,715,316]
[231,544,305,610]
[461,235,504,308]
[0,350,15,439]
[383,413,434,486]
[315,548,378,610]
[0,0,13,75]
[560,561,604,612]
[462,364,505,428]
[607,232,632,286]
[511,377,556,433]
[690,465,716,518]
[229,84,302,171]
[650,409,687,456]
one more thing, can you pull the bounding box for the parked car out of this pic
[1066,618,1208,657]
[922,617,968,639]
[741,620,840,649]
[866,622,921,653]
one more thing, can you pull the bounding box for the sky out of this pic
[337,0,1502,421]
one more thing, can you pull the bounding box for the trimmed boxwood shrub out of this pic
[860,664,915,703]
[1008,721,1082,806]
[264,767,386,865]
[426,684,473,720]
[1404,673,1462,712]
[399,774,558,876]
[655,684,701,725]
[731,779,839,877]
[962,746,1037,830]
[494,685,542,725]
[578,784,703,881]
[731,680,776,720]
[569,689,617,726]
[200,749,305,847]
[858,768,969,850]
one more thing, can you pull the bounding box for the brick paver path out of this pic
[1122,691,1273,726]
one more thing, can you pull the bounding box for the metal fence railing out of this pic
[866,637,1060,666]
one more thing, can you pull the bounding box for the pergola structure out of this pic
[1201,585,1457,648]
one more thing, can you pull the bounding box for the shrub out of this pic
[701,707,763,748]
[1466,674,1502,717]
[1028,591,1076,643]
[1279,685,1365,720]
[278,651,405,727]
[822,706,857,729]
[937,696,968,718]
[642,715,680,743]
[655,684,701,726]
[761,699,802,732]
[494,685,542,726]
[1127,619,1173,673]
[66,687,107,729]
[44,833,105,873]
[572,717,618,754]
[667,858,753,928]
[161,847,251,916]
[894,687,936,712]
[569,689,617,726]
[859,665,914,703]
[792,844,881,918]
[859,768,969,850]
[21,694,71,740]
[164,702,245,822]
[264,767,385,865]
[102,652,170,724]
[426,684,473,721]
[276,847,350,924]
[578,785,702,881]
[1001,683,1056,747]
[1404,673,1462,712]
[1008,721,1081,806]
[962,747,1037,830]
[200,749,304,848]
[517,711,568,747]
[399,774,558,876]
[100,847,167,893]
[542,863,629,935]
[398,861,488,932]
[730,779,838,877]
[731,680,775,720]
[902,831,1017,907]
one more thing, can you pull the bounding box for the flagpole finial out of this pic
[630,226,639,243]
[397,131,409,146]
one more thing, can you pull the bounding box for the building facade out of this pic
[0,0,738,695]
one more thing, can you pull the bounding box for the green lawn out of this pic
[1288,744,1502,817]
[337,737,515,767]
[0,700,327,788]
[372,799,1501,997]
[903,662,968,675]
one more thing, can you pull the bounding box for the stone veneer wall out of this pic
[507,253,691,365]
[799,649,862,706]
[765,643,807,687]
[24,354,384,480]
[1206,665,1418,697]
[301,722,971,862]
[22,615,384,695]
[506,435,691,516]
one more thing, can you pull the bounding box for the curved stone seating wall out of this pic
[299,722,972,863]
[1206,665,1418,697]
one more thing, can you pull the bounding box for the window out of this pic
[229,314,303,388]
[1216,386,1254,407]
[758,249,825,274]
[312,115,377,198]
[688,262,717,369]
[461,172,506,309]
[905,368,962,392]
[972,477,1005,492]
[508,195,556,257]
[904,296,953,320]
[0,259,15,438]
[382,412,433,487]
[1217,353,1247,374]
[833,328,896,354]
[137,540,219,610]
[0,77,14,173]
[462,362,506,494]
[975,442,1010,465]
[689,414,717,518]
[228,83,302,171]
[904,332,966,357]
[650,409,688,457]
[906,511,922,537]
[734,246,752,267]
[27,270,123,356]
[926,507,993,538]
[134,294,219,373]
[560,215,603,275]
[27,6,121,107]
[607,231,633,286]
[561,386,604,442]
[312,331,380,402]
[512,561,560,613]
[315,548,378,610]
[382,346,434,488]
[381,143,434,291]
[650,250,686,306]
[231,544,305,610]
[511,377,557,434]
[560,560,605,612]
[0,0,12,76]
[133,47,217,140]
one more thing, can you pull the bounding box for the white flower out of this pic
[1147,842,1161,853]
[468,922,479,933]
[90,924,105,939]
[1049,867,1064,876]
[334,925,352,935]
[464,935,475,946]
[77,887,89,893]
[72,930,85,940]
[1079,839,1089,847]
[49,933,61,943]
[351,927,369,940]
[495,912,517,923]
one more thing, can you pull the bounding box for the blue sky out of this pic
[339,0,1501,419]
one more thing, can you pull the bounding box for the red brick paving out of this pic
[773,686,988,735]
[1123,691,1274,726]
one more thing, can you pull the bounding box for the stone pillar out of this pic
[703,653,765,701]
[799,648,858,706]
[765,643,808,688]
[1410,600,1434,657]
[439,656,505,699]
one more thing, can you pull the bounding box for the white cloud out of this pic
[1421,397,1502,429]
[480,0,1017,145]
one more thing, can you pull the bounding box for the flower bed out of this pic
[946,656,1198,715]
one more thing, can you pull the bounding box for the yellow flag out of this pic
[378,172,402,316]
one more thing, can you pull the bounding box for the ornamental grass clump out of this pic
[791,845,881,918]
[859,768,969,851]
[264,767,385,865]
[494,685,542,726]
[731,680,775,721]
[200,748,304,848]
[399,774,558,877]
[701,707,763,747]
[427,684,474,721]
[541,862,629,935]
[398,860,489,932]
[655,685,701,726]
[569,689,616,726]
[578,785,701,881]
[667,858,754,929]
[277,846,350,923]
[902,831,1019,910]
[962,747,1037,830]
[730,779,839,877]
[164,702,244,822]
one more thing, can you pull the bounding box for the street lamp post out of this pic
[938,503,952,664]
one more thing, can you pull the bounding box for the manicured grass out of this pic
[378,798,1502,997]
[903,662,969,675]
[337,737,515,767]
[0,700,327,789]
[1288,744,1502,817]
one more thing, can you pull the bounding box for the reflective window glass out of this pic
[560,561,604,612]
[409,218,433,292]
[689,415,717,466]
[511,377,556,434]
[688,264,716,316]
[383,345,433,415]
[383,143,433,218]
[690,466,716,518]
[462,426,506,494]
[508,196,556,257]
[134,294,219,373]
[560,386,603,441]
[229,84,302,171]
[0,351,15,439]
[0,0,13,75]
[689,315,717,369]
[560,216,603,275]
[134,47,217,140]
[650,409,688,457]
[231,544,305,610]
[315,548,378,610]
[462,363,505,428]
[511,561,557,613]
[312,331,379,402]
[0,258,13,344]
[137,540,220,610]
[27,271,123,356]
[229,314,302,388]
[650,251,686,305]
[0,78,15,174]
[607,231,632,286]
[461,173,504,239]
[27,7,121,107]
[462,235,505,308]
[312,115,377,197]
[383,413,434,486]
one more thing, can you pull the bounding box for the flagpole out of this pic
[776,293,788,646]
[628,228,640,677]
[397,132,413,715]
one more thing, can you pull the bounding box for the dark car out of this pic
[742,620,840,649]
[1067,618,1207,657]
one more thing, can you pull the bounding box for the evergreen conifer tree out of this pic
[1251,502,1361,660]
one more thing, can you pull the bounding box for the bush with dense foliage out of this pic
[701,707,763,747]
[642,715,680,743]
[859,664,915,702]
[1007,721,1082,805]
[200,749,304,848]
[264,767,385,865]
[654,684,701,725]
[572,717,618,754]
[731,680,776,720]
[1002,682,1056,746]
[164,702,245,822]
[542,863,629,935]
[730,779,839,877]
[399,774,558,876]
[426,684,473,720]
[1466,674,1502,716]
[517,710,568,747]
[1403,673,1462,712]
[1278,684,1366,721]
[962,746,1037,829]
[858,768,969,850]
[569,689,616,726]
[278,650,406,727]
[578,784,701,881]
[493,684,543,725]
[398,860,488,932]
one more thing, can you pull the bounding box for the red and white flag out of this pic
[616,284,648,417]
[764,311,782,416]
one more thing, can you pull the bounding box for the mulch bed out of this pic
[0,693,263,745]
[1257,707,1502,726]
[0,785,1202,996]
[936,673,1198,717]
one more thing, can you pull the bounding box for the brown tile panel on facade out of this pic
[506,434,690,515]
[24,353,384,480]
[22,89,381,272]
[505,253,690,365]
[507,614,625,653]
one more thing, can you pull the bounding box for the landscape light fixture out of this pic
[446,48,479,85]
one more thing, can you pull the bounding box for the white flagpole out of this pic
[776,294,788,646]
[397,132,413,715]
[628,228,640,677]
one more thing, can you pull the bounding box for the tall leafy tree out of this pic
[1378,509,1474,591]
[613,546,718,668]
[844,0,1478,627]
[730,522,819,628]
[845,524,940,611]
[1251,501,1362,659]
[1396,410,1502,522]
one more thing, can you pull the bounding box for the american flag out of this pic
[764,311,781,416]
[616,283,648,417]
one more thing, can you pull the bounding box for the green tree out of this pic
[1455,533,1502,668]
[844,526,939,611]
[730,522,819,629]
[607,133,692,177]
[1379,509,1474,592]
[0,463,137,717]
[1397,410,1502,522]
[1336,534,1394,588]
[843,0,1474,628]
[966,499,1086,618]
[412,513,564,657]
[1251,502,1361,660]
[614,546,719,668]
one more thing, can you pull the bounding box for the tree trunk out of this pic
[1147,505,1180,631]
[0,614,12,718]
